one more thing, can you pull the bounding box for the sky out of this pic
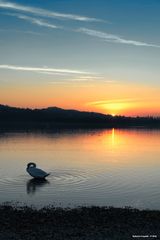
[0,0,160,116]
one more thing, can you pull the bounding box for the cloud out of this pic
[0,64,114,83]
[0,28,43,35]
[70,76,116,84]
[7,13,61,29]
[71,76,103,81]
[0,65,101,83]
[0,0,100,22]
[77,28,160,48]
[87,98,139,106]
[49,81,95,88]
[0,64,90,75]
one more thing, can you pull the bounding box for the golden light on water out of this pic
[1,129,160,170]
[111,128,115,146]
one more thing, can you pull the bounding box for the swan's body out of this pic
[26,162,50,179]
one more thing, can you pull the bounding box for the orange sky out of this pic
[0,80,160,116]
[1,0,160,118]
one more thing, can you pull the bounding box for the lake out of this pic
[0,129,160,209]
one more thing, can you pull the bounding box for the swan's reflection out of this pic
[26,178,50,195]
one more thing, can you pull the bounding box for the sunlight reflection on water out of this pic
[0,129,160,209]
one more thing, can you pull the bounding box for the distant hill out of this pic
[0,104,160,129]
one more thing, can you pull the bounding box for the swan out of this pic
[26,162,50,179]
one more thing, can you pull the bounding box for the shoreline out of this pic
[0,204,160,240]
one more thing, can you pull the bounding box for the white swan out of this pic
[26,162,50,179]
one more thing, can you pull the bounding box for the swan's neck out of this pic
[27,163,36,168]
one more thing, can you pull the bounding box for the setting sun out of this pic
[100,102,129,115]
[86,99,135,116]
[0,0,160,237]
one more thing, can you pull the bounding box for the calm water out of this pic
[0,129,160,209]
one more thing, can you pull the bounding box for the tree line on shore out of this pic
[0,104,160,129]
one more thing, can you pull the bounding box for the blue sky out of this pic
[0,0,160,81]
[0,0,160,115]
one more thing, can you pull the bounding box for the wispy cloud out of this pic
[49,81,95,88]
[7,13,61,29]
[70,76,116,83]
[77,28,160,48]
[87,98,139,106]
[0,28,43,35]
[71,76,103,82]
[0,64,90,75]
[0,0,100,22]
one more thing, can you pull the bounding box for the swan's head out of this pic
[27,162,36,169]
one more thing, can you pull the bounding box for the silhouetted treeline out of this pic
[0,104,160,129]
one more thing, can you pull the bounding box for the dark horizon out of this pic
[1,103,160,130]
[1,103,160,119]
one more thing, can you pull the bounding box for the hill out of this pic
[0,104,160,129]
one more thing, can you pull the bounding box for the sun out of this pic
[87,99,132,116]
[100,102,128,115]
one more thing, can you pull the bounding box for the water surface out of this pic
[0,129,160,209]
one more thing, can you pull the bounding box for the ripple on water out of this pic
[0,175,28,194]
[0,167,149,202]
[45,167,142,194]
